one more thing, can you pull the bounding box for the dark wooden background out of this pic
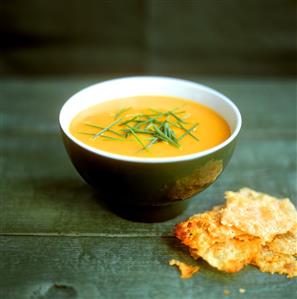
[0,0,296,76]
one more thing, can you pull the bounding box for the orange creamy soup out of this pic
[70,95,231,158]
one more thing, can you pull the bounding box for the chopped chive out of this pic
[145,123,154,130]
[152,125,180,148]
[119,116,139,126]
[78,131,95,136]
[168,111,187,123]
[164,122,178,143]
[149,108,160,114]
[166,120,181,129]
[114,106,131,119]
[93,118,122,139]
[126,125,146,150]
[178,123,199,141]
[169,104,186,112]
[79,131,127,141]
[84,122,122,137]
[101,135,126,141]
[182,113,191,119]
[133,120,151,129]
[143,137,158,150]
[80,106,199,152]
[122,128,153,135]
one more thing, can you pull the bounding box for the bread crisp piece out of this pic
[267,224,297,256]
[174,187,297,278]
[221,188,297,242]
[175,206,242,244]
[196,238,261,273]
[175,207,261,273]
[252,246,297,278]
[169,259,200,279]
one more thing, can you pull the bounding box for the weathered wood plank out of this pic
[0,236,296,299]
[0,1,146,74]
[147,0,296,75]
[1,0,295,75]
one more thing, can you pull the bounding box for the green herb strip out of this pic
[143,137,159,150]
[177,123,199,141]
[84,123,122,137]
[93,118,122,139]
[101,136,127,141]
[78,131,94,136]
[152,125,180,148]
[80,107,199,151]
[126,125,146,150]
[119,116,139,126]
[168,111,187,123]
[114,107,131,119]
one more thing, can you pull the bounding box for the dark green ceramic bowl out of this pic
[59,77,241,222]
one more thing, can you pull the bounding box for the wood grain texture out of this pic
[0,236,296,299]
[147,0,296,75]
[0,77,296,298]
[0,0,146,74]
[0,0,296,75]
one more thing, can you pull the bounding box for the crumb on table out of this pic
[169,259,200,279]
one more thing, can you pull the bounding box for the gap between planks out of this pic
[0,232,174,238]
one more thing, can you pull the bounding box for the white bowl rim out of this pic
[59,76,242,164]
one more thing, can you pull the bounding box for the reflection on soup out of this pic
[69,95,231,158]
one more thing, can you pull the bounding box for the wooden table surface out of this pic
[1,76,296,299]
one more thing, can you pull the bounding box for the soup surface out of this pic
[70,95,231,158]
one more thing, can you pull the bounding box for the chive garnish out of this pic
[78,131,95,136]
[152,125,180,148]
[101,135,126,141]
[126,125,146,150]
[143,137,159,150]
[177,123,199,141]
[84,122,123,137]
[93,118,122,139]
[119,116,139,126]
[122,127,154,134]
[168,111,187,123]
[80,106,199,152]
[114,106,131,119]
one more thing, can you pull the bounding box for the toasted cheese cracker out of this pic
[252,246,297,278]
[200,238,261,273]
[221,188,297,242]
[174,187,297,278]
[267,224,297,256]
[175,207,261,273]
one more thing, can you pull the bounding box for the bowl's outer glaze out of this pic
[62,130,237,222]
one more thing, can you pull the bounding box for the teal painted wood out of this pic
[0,77,296,299]
[0,236,296,299]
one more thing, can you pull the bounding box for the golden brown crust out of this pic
[266,223,297,256]
[252,246,297,278]
[221,188,297,242]
[175,207,261,273]
[174,188,297,277]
